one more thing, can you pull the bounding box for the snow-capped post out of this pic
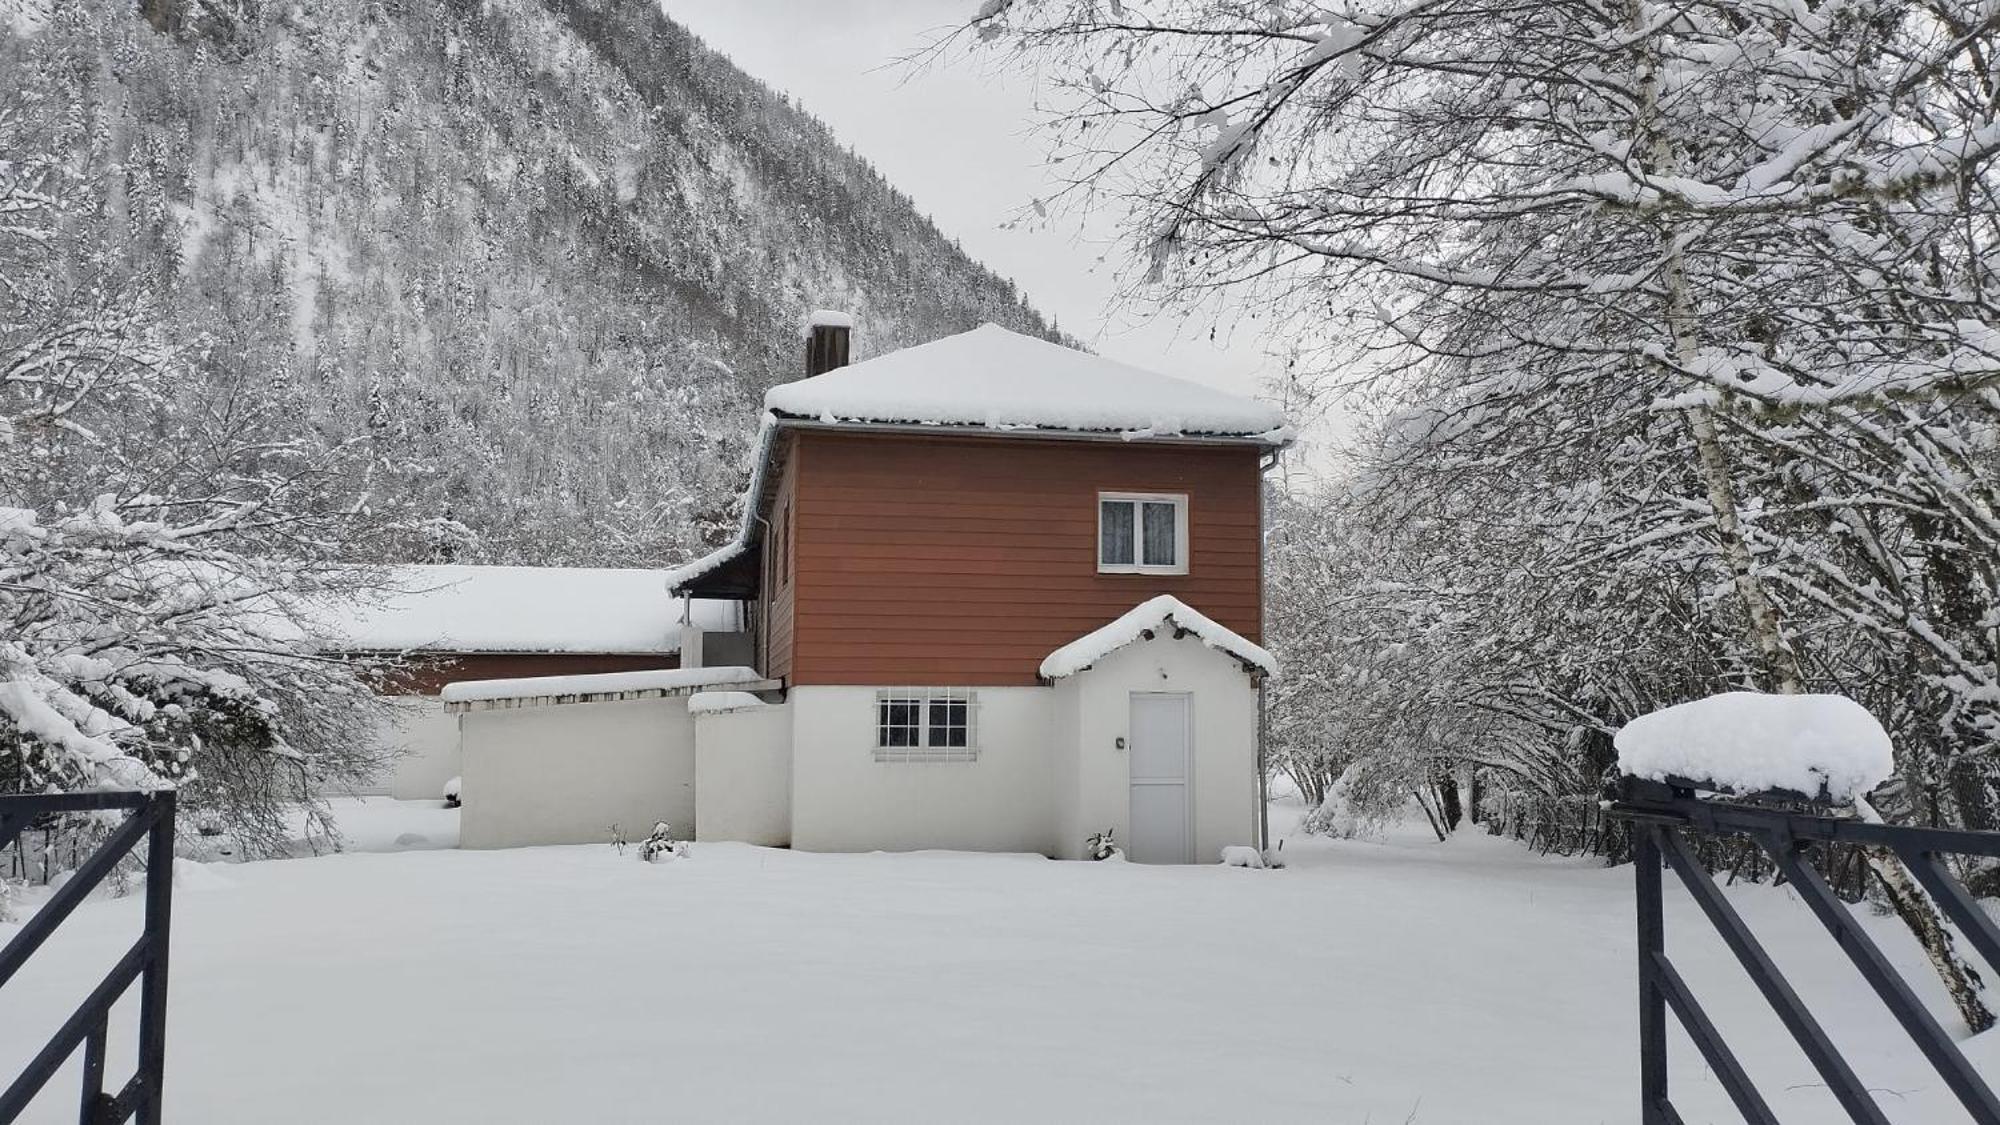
[803,310,853,377]
[1614,693,1893,804]
[1616,692,1995,1035]
[1611,694,2000,1117]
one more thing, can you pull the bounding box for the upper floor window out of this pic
[1098,492,1189,575]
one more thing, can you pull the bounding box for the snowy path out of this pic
[1,802,1995,1123]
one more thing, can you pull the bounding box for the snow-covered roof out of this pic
[1614,692,1894,802]
[765,324,1290,441]
[440,665,766,705]
[317,565,737,655]
[663,543,750,596]
[1040,595,1276,680]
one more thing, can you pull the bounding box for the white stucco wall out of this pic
[1053,636,1260,862]
[374,697,462,801]
[788,686,1058,855]
[458,697,696,849]
[1050,678,1085,861]
[694,703,793,846]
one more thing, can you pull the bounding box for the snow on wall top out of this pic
[687,690,770,716]
[1040,595,1277,680]
[1614,692,1894,802]
[439,665,764,704]
[317,565,737,655]
[765,324,1289,440]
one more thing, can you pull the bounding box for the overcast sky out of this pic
[656,0,1277,403]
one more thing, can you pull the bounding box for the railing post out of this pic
[78,1017,107,1125]
[136,792,175,1125]
[1636,822,1671,1124]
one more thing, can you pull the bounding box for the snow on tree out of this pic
[963,0,2000,1028]
[1,93,393,855]
[3,0,1072,572]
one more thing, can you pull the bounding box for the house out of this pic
[446,316,1289,862]
[320,565,739,799]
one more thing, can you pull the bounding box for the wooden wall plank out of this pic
[789,430,1263,686]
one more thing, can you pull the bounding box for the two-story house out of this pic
[444,316,1287,863]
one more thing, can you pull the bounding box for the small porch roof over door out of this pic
[1039,595,1277,682]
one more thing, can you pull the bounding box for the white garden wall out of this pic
[1053,635,1259,862]
[694,703,793,846]
[458,697,696,849]
[446,636,1256,862]
[375,697,462,802]
[788,686,1057,855]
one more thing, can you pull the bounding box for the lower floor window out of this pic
[875,688,978,761]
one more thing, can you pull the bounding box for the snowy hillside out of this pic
[0,0,1060,564]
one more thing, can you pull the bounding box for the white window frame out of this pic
[874,688,979,763]
[1097,492,1190,576]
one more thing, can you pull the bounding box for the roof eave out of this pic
[768,413,1293,450]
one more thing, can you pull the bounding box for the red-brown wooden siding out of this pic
[787,430,1262,686]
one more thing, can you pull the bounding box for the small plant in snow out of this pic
[638,822,688,862]
[1086,828,1120,861]
[1220,845,1266,869]
[442,776,462,809]
[608,823,627,855]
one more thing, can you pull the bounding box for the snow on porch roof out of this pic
[319,564,737,655]
[1040,595,1277,680]
[764,323,1291,441]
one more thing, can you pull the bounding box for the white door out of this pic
[1128,693,1192,864]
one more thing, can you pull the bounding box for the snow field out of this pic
[0,801,1993,1123]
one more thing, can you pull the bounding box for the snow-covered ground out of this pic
[2,798,1995,1123]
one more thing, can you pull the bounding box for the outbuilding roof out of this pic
[765,323,1291,441]
[318,565,738,655]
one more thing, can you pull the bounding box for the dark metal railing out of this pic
[0,791,176,1125]
[1611,776,2000,1125]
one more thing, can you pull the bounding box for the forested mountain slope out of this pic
[1,0,1058,564]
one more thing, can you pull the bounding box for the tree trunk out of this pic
[1680,405,1807,694]
[1438,773,1463,832]
[1856,797,1996,1032]
[1629,0,1987,1027]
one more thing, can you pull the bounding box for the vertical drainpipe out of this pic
[1257,447,1278,854]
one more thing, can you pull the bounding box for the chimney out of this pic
[804,309,853,377]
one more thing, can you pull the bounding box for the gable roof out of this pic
[765,323,1291,441]
[318,565,738,655]
[671,326,1290,598]
[1039,595,1277,680]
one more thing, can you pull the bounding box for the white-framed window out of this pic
[1098,492,1189,575]
[874,688,978,762]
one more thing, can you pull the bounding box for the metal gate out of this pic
[1611,776,2000,1124]
[0,791,176,1124]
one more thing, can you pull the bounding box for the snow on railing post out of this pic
[1608,691,2000,1124]
[1613,691,1893,803]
